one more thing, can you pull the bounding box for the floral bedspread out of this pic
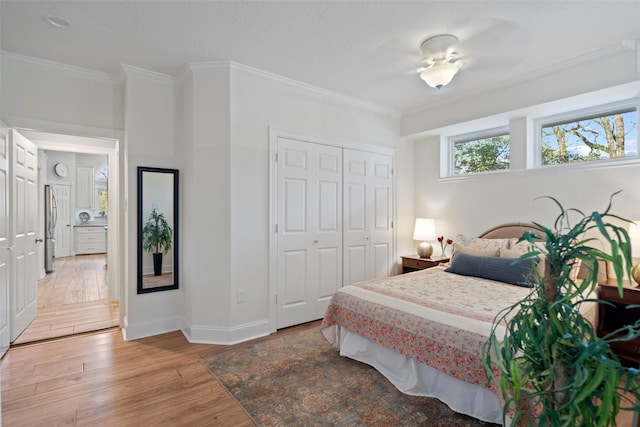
[320,266,532,390]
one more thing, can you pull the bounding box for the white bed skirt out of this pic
[338,327,510,426]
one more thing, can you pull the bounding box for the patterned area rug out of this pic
[201,327,499,426]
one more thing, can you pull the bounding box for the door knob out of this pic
[35,238,43,243]
[6,246,14,251]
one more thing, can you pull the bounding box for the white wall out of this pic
[229,64,402,331]
[43,150,76,185]
[421,139,637,219]
[413,128,640,258]
[178,64,233,341]
[1,53,123,131]
[121,65,182,339]
[178,62,403,343]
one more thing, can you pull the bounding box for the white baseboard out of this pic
[182,318,271,345]
[122,316,272,345]
[122,316,182,341]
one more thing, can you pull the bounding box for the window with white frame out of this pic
[538,102,637,166]
[451,130,510,175]
[95,163,109,181]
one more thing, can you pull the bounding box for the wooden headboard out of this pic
[478,222,543,240]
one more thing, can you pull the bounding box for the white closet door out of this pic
[51,184,71,258]
[343,149,393,285]
[0,127,9,357]
[368,153,394,279]
[343,150,369,285]
[276,137,342,328]
[10,130,38,341]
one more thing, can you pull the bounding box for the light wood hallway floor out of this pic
[13,254,119,345]
[1,321,321,426]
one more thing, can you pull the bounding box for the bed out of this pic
[320,223,600,425]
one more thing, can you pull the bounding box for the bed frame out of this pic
[478,222,542,239]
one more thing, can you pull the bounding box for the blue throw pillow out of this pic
[445,252,534,287]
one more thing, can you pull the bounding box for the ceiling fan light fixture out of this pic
[419,61,460,89]
[418,34,461,89]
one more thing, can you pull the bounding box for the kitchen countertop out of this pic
[75,223,108,227]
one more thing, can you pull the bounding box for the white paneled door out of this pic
[343,149,393,286]
[51,184,71,258]
[10,130,38,341]
[276,138,342,328]
[0,127,9,358]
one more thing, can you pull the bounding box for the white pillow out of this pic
[452,243,499,257]
[454,234,511,254]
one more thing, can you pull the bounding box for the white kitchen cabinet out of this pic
[75,226,106,254]
[76,166,95,208]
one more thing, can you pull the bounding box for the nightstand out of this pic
[401,255,449,274]
[597,279,640,364]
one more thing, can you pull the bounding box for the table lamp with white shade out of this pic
[413,218,436,258]
[630,220,640,285]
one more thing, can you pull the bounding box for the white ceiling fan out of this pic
[418,34,463,90]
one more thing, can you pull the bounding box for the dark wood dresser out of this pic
[597,279,640,364]
[400,255,449,274]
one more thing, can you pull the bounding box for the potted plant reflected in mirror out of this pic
[142,208,173,276]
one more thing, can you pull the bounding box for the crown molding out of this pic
[180,60,400,118]
[228,61,401,118]
[120,64,174,85]
[176,60,230,85]
[0,50,121,85]
[186,60,230,72]
[2,50,399,118]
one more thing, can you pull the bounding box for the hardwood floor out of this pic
[38,254,109,307]
[12,300,119,345]
[1,321,319,426]
[14,254,119,345]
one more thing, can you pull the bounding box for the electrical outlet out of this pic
[237,289,246,303]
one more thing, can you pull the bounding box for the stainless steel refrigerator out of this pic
[44,185,57,273]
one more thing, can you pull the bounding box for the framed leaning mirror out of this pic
[137,167,179,293]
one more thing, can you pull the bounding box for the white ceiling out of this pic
[2,1,640,113]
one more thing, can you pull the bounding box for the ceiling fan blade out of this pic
[461,18,520,51]
[455,54,523,70]
[456,18,531,69]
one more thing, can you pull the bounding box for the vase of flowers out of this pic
[437,236,453,258]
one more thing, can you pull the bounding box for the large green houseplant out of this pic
[142,208,172,276]
[483,192,640,426]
